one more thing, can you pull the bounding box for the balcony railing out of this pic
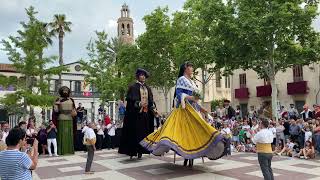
[49,91,100,98]
[256,85,272,97]
[235,88,249,99]
[287,81,308,95]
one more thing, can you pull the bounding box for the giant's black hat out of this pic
[135,68,150,78]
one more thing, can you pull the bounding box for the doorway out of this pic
[295,101,305,114]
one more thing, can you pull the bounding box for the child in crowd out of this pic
[83,122,96,174]
[232,123,240,147]
[304,126,313,143]
[236,142,246,152]
[244,138,256,153]
[297,141,315,159]
[106,120,117,149]
[277,139,295,156]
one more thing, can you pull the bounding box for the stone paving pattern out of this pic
[33,149,320,180]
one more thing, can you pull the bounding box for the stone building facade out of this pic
[231,64,320,116]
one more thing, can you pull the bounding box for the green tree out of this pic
[1,6,63,119]
[49,14,72,88]
[172,0,231,103]
[138,7,177,113]
[219,0,320,120]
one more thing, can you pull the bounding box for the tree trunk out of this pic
[270,77,278,123]
[163,88,169,114]
[58,34,63,88]
[201,68,206,104]
[39,52,45,123]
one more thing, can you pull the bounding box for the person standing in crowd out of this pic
[301,104,313,121]
[118,68,156,159]
[83,122,96,174]
[98,105,105,120]
[54,86,76,155]
[38,124,47,155]
[313,119,320,154]
[0,131,7,151]
[118,101,126,122]
[18,121,27,131]
[248,106,257,120]
[288,104,299,120]
[253,119,274,180]
[289,119,300,142]
[224,100,235,120]
[283,119,291,143]
[104,114,111,126]
[0,128,38,180]
[47,120,58,157]
[26,121,38,145]
[96,119,104,150]
[216,104,226,120]
[276,121,285,148]
[235,105,242,120]
[1,122,9,142]
[221,122,232,155]
[77,103,85,123]
[107,120,117,149]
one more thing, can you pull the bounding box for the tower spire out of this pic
[117,3,134,44]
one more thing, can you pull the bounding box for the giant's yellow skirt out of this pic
[140,103,226,160]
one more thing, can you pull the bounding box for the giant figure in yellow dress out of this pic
[140,62,227,167]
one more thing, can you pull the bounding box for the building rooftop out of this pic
[0,64,17,72]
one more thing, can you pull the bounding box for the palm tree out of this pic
[49,14,72,88]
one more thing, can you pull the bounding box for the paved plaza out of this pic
[32,149,320,180]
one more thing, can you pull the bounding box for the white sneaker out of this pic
[54,154,59,157]
[49,154,53,157]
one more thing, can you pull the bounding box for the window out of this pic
[225,76,231,88]
[127,24,130,35]
[121,24,125,35]
[239,73,246,88]
[216,71,221,87]
[74,81,81,93]
[293,65,303,82]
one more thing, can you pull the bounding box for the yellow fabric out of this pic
[84,138,96,145]
[256,143,272,153]
[143,103,220,154]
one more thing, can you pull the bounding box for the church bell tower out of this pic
[117,3,134,44]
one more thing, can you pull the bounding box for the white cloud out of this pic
[107,19,118,28]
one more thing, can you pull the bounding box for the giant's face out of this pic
[138,74,146,83]
[184,65,194,76]
[59,86,70,98]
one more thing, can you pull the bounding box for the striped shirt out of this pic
[0,150,32,180]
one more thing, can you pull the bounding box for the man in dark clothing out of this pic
[283,119,290,143]
[224,100,235,120]
[301,104,313,121]
[76,103,84,123]
[47,120,58,156]
[118,68,156,159]
[289,120,300,142]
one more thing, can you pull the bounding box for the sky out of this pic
[0,0,186,64]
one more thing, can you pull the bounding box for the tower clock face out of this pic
[75,65,81,72]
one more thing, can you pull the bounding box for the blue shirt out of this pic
[119,106,126,115]
[0,150,32,180]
